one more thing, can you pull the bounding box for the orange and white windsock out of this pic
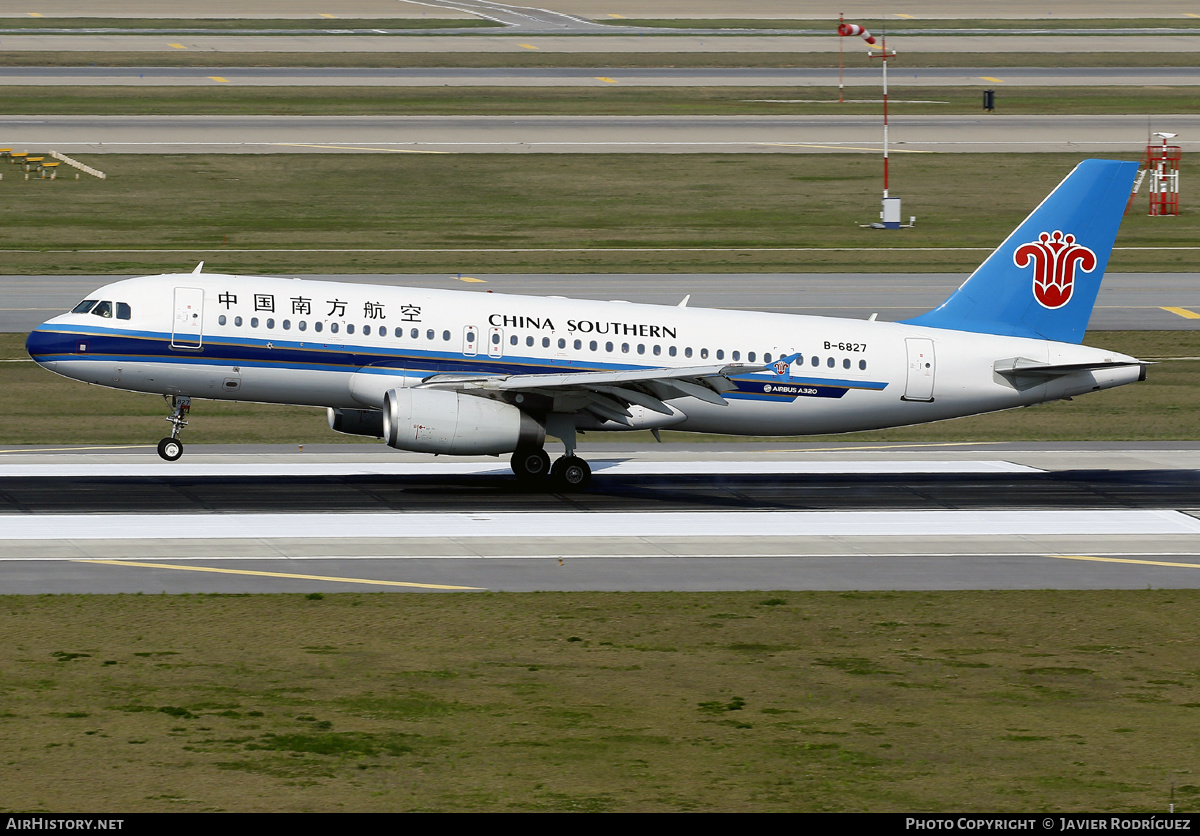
[837,23,876,44]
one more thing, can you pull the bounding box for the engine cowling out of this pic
[382,387,544,455]
[327,408,385,438]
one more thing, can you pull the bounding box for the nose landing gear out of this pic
[157,395,191,462]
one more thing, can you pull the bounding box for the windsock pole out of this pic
[882,35,889,197]
[868,30,902,228]
[838,13,844,103]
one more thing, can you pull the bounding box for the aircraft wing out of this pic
[416,363,760,424]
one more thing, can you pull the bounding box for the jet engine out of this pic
[382,387,544,455]
[327,408,385,439]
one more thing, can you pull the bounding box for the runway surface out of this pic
[6,273,1200,334]
[2,66,1195,87]
[2,113,1196,154]
[3,443,1200,594]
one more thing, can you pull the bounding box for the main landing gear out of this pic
[509,446,592,491]
[157,395,191,462]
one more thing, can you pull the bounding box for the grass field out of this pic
[3,331,1197,447]
[2,590,1197,812]
[0,153,1193,276]
[0,85,1193,117]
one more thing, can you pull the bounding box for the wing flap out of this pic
[417,362,759,412]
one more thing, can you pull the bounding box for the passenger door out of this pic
[171,287,204,349]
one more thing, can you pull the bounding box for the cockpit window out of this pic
[71,299,98,314]
[116,302,131,320]
[91,301,113,318]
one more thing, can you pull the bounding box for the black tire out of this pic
[510,447,551,481]
[157,437,183,462]
[551,456,591,490]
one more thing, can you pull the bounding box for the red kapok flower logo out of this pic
[1013,230,1097,310]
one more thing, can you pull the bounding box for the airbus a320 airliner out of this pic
[26,159,1145,489]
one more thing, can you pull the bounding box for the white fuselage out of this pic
[27,273,1143,439]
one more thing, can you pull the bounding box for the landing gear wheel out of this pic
[157,437,183,462]
[551,456,591,491]
[510,447,552,481]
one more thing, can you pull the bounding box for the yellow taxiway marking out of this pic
[28,12,43,17]
[1053,555,1200,571]
[1187,13,1200,18]
[980,76,1005,83]
[271,142,449,154]
[895,13,915,19]
[762,142,931,153]
[457,275,486,283]
[596,77,618,83]
[519,43,539,50]
[209,76,229,83]
[1161,306,1200,319]
[320,13,336,18]
[78,560,485,590]
[168,43,187,49]
[608,14,625,19]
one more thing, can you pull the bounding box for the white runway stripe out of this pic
[0,459,1040,478]
[3,510,1197,541]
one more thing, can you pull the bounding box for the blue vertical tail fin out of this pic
[902,159,1139,344]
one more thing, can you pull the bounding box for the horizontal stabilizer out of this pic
[994,356,1148,390]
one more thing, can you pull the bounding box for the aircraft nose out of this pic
[25,327,62,368]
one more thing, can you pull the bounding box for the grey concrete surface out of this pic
[0,33,1193,54]
[2,443,1200,592]
[7,273,1200,334]
[0,66,1195,87]
[1,113,1195,154]
[0,1,1191,21]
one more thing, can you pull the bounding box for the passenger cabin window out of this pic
[72,300,98,314]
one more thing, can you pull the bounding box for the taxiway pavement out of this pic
[3,113,1194,154]
[1,66,1194,87]
[7,273,1200,334]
